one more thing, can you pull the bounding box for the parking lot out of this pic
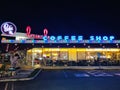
[0,69,118,90]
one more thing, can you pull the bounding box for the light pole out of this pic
[31,43,34,67]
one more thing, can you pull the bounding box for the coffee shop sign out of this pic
[1,22,115,41]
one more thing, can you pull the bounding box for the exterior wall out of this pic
[26,48,120,65]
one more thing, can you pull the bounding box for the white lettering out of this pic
[78,36,83,40]
[71,36,76,40]
[57,36,62,40]
[96,36,101,40]
[50,36,55,40]
[64,36,69,40]
[3,23,13,35]
[110,36,115,40]
[103,36,108,40]
[90,36,94,40]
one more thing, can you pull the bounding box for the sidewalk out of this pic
[0,68,42,82]
[11,69,34,79]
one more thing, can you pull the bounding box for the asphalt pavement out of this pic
[1,69,120,90]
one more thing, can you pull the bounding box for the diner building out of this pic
[1,22,120,66]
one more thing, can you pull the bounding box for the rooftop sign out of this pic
[1,22,17,35]
[1,22,118,44]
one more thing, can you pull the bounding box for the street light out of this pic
[42,45,44,48]
[32,44,34,46]
[88,45,90,48]
[116,43,119,48]
[15,43,17,46]
[84,43,86,46]
[116,43,118,46]
[102,45,105,48]
[67,43,69,46]
[73,46,76,48]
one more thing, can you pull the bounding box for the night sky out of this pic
[0,0,120,39]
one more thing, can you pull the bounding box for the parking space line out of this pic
[86,70,113,77]
[12,82,14,90]
[63,70,68,78]
[114,73,120,76]
[74,73,90,77]
[4,83,8,90]
[93,73,113,77]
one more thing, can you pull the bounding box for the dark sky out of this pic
[0,0,120,39]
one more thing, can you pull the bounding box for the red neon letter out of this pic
[26,26,31,36]
[44,28,48,36]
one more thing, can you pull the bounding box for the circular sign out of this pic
[1,22,17,35]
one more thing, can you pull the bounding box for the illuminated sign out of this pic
[42,35,115,41]
[1,22,17,35]
[26,26,48,39]
[0,23,117,44]
[1,39,120,44]
[25,26,115,41]
[90,36,115,41]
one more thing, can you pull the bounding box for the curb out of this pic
[0,69,42,82]
[41,66,120,70]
